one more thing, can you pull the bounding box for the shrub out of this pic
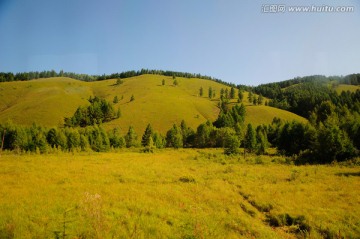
[254,156,263,164]
[179,176,196,183]
[266,213,311,234]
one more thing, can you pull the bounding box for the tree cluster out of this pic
[0,123,111,153]
[267,115,358,164]
[64,97,120,127]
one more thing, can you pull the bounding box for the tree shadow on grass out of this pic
[336,172,360,177]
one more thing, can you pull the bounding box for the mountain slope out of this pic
[0,75,307,133]
[0,78,92,127]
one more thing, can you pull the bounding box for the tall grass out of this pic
[0,149,359,238]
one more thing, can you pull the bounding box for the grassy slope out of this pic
[0,150,359,238]
[334,84,360,94]
[93,74,226,133]
[0,78,92,126]
[0,75,307,133]
[245,105,307,125]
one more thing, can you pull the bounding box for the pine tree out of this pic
[195,121,215,148]
[208,87,213,99]
[224,134,240,155]
[238,90,244,103]
[87,126,110,152]
[225,88,229,99]
[253,97,258,105]
[173,78,179,86]
[244,124,256,153]
[80,134,90,151]
[125,126,138,148]
[113,96,119,104]
[109,128,125,148]
[141,124,153,147]
[230,87,236,99]
[220,88,225,99]
[256,126,268,155]
[66,128,80,150]
[116,107,121,118]
[143,136,155,153]
[180,120,195,147]
[248,91,253,103]
[166,124,183,148]
[258,94,264,105]
[199,87,203,97]
[153,132,166,149]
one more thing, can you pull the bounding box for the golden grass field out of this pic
[0,149,359,238]
[0,75,307,134]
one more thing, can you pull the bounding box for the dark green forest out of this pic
[254,75,360,118]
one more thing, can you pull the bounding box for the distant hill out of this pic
[0,75,307,133]
[253,74,360,119]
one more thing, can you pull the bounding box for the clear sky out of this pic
[0,0,359,85]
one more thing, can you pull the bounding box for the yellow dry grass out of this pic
[0,150,359,238]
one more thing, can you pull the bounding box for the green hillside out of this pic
[0,75,307,133]
[0,78,92,127]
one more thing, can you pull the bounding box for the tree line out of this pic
[0,69,236,87]
[0,70,96,82]
[0,103,248,155]
[254,74,360,97]
[1,101,359,163]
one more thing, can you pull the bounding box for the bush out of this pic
[179,176,196,183]
[224,134,240,155]
[266,213,311,233]
[254,156,263,164]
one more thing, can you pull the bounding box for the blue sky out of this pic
[0,0,359,85]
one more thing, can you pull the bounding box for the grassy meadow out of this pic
[0,75,307,134]
[334,84,360,94]
[0,149,359,238]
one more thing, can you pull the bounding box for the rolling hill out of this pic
[0,75,307,134]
